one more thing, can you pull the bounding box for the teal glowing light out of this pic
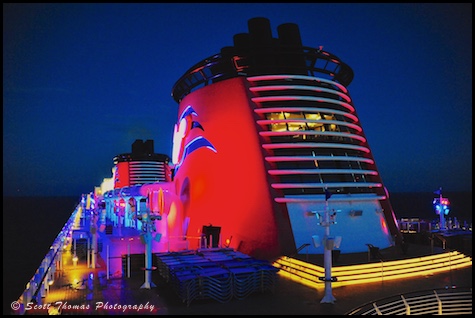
[432,197,450,215]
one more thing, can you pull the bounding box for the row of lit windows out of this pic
[265,111,357,135]
[269,122,341,133]
[266,111,338,122]
[267,111,334,121]
[270,134,352,144]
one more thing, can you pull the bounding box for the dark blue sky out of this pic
[3,3,472,196]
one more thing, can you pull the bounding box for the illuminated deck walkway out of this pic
[24,248,167,315]
[16,206,471,315]
[8,188,471,314]
[18,239,471,315]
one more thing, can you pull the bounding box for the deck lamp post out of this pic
[137,210,159,289]
[137,189,164,289]
[320,188,338,304]
[433,187,450,231]
[309,188,340,304]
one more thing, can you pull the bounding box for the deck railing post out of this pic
[106,245,110,280]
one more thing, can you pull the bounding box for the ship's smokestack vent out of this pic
[171,17,354,103]
[233,33,250,51]
[248,17,273,48]
[276,23,306,74]
[132,139,154,155]
[277,23,303,48]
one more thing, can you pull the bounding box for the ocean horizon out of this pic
[3,192,471,314]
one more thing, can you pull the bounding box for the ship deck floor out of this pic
[27,235,472,315]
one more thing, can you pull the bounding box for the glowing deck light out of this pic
[433,197,450,215]
[274,250,472,289]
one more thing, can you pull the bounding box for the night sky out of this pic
[3,3,472,197]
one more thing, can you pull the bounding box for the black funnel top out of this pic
[172,17,354,103]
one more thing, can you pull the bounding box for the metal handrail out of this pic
[286,243,311,262]
[346,287,472,315]
[13,203,81,314]
[171,46,354,103]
